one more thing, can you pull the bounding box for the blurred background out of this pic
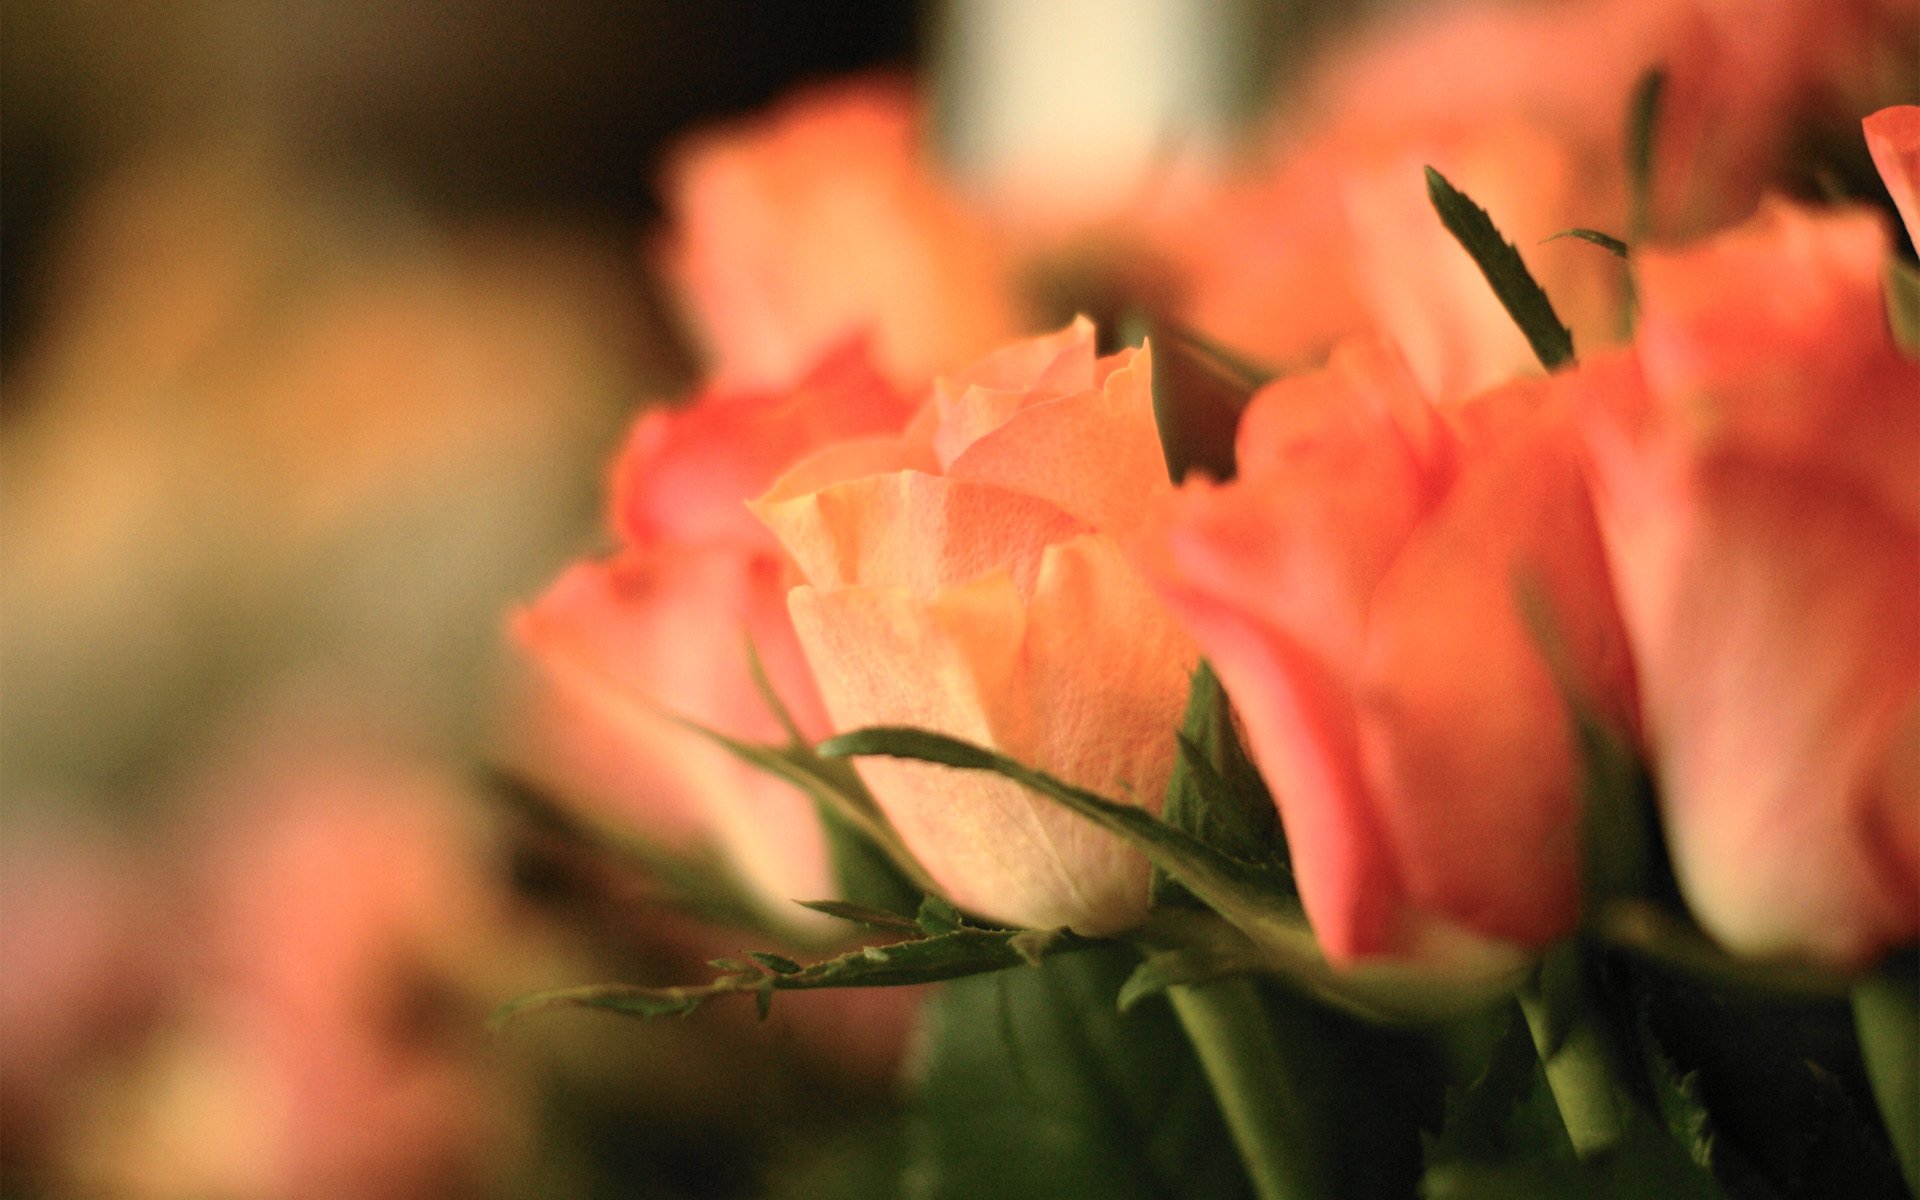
[1,0,1909,1196]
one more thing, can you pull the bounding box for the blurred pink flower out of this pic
[659,77,1021,389]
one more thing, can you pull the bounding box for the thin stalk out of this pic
[1852,967,1919,1197]
[1170,977,1325,1200]
[1516,951,1628,1159]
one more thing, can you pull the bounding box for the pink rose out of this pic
[658,77,1020,390]
[512,342,919,922]
[1138,339,1635,966]
[1574,199,1919,967]
[754,320,1197,935]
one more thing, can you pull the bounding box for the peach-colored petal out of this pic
[935,314,1097,397]
[1865,105,1920,249]
[944,345,1169,536]
[754,471,1091,597]
[792,575,1139,933]
[1013,536,1196,820]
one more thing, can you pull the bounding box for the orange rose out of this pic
[511,343,919,922]
[1574,199,1919,967]
[1865,105,1920,249]
[658,77,1020,390]
[753,319,1197,935]
[1137,339,1635,967]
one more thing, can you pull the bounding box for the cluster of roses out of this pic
[511,70,1917,985]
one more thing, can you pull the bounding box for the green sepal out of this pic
[1885,257,1920,355]
[1626,68,1667,242]
[1144,318,1271,482]
[1153,661,1283,910]
[1422,1001,1730,1200]
[820,727,1520,1023]
[1853,949,1920,1196]
[793,899,923,932]
[490,920,1107,1031]
[1425,165,1577,370]
[916,894,965,935]
[1547,229,1632,259]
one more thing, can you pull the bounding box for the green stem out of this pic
[1853,965,1920,1197]
[1170,978,1325,1200]
[1516,951,1628,1159]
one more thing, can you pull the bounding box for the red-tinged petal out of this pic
[1357,391,1621,949]
[1634,199,1918,525]
[1865,105,1920,250]
[614,339,914,549]
[511,550,836,914]
[1146,573,1402,959]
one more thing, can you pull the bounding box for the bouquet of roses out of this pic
[494,5,1919,1196]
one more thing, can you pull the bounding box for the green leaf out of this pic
[1547,229,1632,259]
[1886,257,1920,356]
[1627,948,1907,1199]
[1626,68,1667,242]
[1422,1005,1730,1200]
[1853,951,1920,1197]
[1145,320,1271,482]
[822,727,1520,1023]
[1154,661,1283,910]
[916,894,965,935]
[1425,166,1577,370]
[793,898,923,933]
[903,945,1261,1200]
[491,922,1106,1031]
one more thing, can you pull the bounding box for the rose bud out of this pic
[754,319,1197,935]
[1137,338,1635,968]
[1574,199,1918,967]
[510,342,919,924]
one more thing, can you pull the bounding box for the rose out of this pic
[511,342,918,923]
[1573,198,1919,967]
[658,77,1020,390]
[753,319,1197,935]
[1137,338,1635,967]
